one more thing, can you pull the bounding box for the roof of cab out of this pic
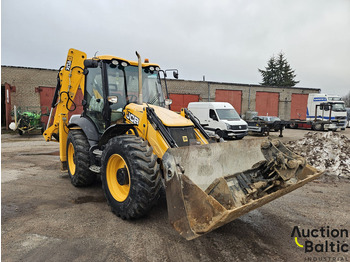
[93,55,160,67]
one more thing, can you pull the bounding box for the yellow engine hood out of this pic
[126,103,194,127]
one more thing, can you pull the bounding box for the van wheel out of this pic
[215,129,224,138]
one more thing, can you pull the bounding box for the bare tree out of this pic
[343,91,350,107]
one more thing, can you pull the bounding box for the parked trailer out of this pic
[288,94,347,131]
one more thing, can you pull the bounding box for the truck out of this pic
[289,93,347,131]
[43,48,322,240]
[187,102,248,139]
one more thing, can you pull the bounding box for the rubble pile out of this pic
[286,132,350,178]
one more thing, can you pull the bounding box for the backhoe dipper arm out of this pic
[43,49,87,168]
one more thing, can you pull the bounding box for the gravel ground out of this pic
[1,128,350,262]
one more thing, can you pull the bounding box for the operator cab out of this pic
[83,57,165,133]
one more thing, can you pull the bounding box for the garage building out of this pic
[1,66,320,129]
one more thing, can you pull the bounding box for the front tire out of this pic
[101,135,161,219]
[66,130,95,187]
[215,129,224,139]
[312,123,323,131]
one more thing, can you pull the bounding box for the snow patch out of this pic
[286,132,350,178]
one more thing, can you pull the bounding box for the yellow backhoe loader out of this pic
[43,48,322,240]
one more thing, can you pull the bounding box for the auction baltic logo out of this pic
[291,226,349,261]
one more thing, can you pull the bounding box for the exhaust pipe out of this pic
[135,51,142,104]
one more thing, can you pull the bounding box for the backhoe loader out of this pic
[44,48,323,240]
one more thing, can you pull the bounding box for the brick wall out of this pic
[1,66,57,111]
[1,66,321,122]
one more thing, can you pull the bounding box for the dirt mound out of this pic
[286,132,350,178]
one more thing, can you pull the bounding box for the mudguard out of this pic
[68,115,99,146]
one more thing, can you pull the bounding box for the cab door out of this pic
[84,66,106,132]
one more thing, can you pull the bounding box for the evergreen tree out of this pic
[259,52,299,87]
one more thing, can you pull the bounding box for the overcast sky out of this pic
[1,0,350,96]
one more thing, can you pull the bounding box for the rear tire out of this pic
[101,135,161,219]
[66,130,95,187]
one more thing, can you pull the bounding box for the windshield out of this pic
[216,109,241,121]
[107,63,165,107]
[331,102,346,112]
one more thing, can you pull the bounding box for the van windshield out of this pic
[216,109,241,121]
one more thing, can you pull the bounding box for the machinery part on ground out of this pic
[10,107,44,135]
[43,48,322,241]
[101,135,161,219]
[66,130,95,187]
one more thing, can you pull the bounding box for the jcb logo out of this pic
[65,56,73,71]
[126,112,140,125]
[182,136,188,142]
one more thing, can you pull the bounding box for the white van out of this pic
[188,102,248,139]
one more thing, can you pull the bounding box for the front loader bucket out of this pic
[162,139,323,240]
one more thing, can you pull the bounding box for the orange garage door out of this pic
[290,94,308,120]
[169,94,200,112]
[215,90,242,114]
[255,92,279,116]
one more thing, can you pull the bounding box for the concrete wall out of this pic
[165,79,320,120]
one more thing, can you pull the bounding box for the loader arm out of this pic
[43,49,87,168]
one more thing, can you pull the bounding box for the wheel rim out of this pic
[67,142,76,175]
[106,154,131,202]
[315,124,322,130]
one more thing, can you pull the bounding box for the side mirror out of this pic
[165,99,172,106]
[173,71,179,79]
[108,96,118,104]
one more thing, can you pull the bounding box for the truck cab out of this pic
[188,102,248,139]
[307,94,347,131]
